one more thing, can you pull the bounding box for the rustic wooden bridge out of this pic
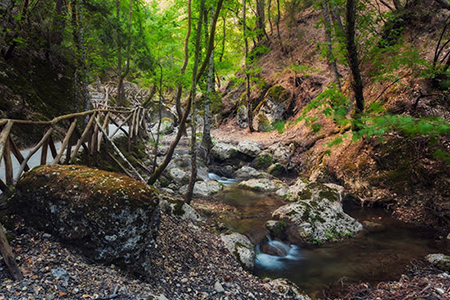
[0,105,153,281]
[0,105,150,192]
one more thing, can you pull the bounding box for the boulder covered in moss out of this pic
[271,197,362,245]
[13,165,160,277]
[252,85,290,132]
[220,232,255,271]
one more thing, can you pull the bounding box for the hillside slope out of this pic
[216,1,450,230]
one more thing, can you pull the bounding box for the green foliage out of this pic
[272,120,286,133]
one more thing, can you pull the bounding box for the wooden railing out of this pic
[0,105,149,192]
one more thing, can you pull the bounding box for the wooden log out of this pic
[3,139,13,186]
[52,119,77,165]
[9,136,30,172]
[109,114,132,138]
[69,114,95,163]
[94,118,145,183]
[97,112,110,152]
[0,223,23,281]
[15,128,54,182]
[108,153,134,178]
[48,135,57,159]
[0,108,134,127]
[40,138,48,165]
[0,120,14,162]
[130,109,137,139]
[0,179,7,193]
[89,115,99,155]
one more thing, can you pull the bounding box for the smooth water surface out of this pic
[218,186,449,298]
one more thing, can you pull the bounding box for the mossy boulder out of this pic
[252,85,290,132]
[13,165,160,277]
[276,179,345,203]
[220,232,255,271]
[271,198,363,245]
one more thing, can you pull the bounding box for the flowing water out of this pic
[218,185,450,298]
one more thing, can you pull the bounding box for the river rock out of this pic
[272,198,363,244]
[234,166,264,179]
[151,118,174,135]
[220,232,255,271]
[13,165,160,276]
[211,142,238,161]
[180,180,223,197]
[237,141,262,157]
[238,178,286,192]
[277,179,345,203]
[168,167,189,185]
[265,278,311,300]
[159,196,202,222]
[426,253,450,271]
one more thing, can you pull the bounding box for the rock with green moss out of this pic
[236,104,248,128]
[276,179,345,203]
[211,142,238,161]
[426,253,450,271]
[271,197,363,245]
[220,232,255,271]
[252,85,290,132]
[238,178,287,192]
[267,163,286,177]
[159,195,202,222]
[13,165,160,276]
[151,118,174,135]
[254,152,274,170]
[237,140,262,157]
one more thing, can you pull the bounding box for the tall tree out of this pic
[345,0,364,116]
[186,0,206,204]
[243,0,255,132]
[323,0,341,89]
[147,0,224,186]
[116,0,133,106]
[202,6,215,152]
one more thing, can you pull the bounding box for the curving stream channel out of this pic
[217,184,449,298]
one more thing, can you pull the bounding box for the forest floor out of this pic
[0,211,288,300]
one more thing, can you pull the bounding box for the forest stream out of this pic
[217,184,449,299]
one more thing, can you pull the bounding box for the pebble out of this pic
[214,281,225,293]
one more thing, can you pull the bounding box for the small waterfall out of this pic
[255,236,302,270]
[207,172,239,185]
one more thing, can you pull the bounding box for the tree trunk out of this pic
[256,0,268,42]
[243,0,254,132]
[323,0,341,89]
[174,0,192,127]
[267,0,273,34]
[345,0,364,115]
[202,7,215,152]
[147,0,224,186]
[186,0,206,204]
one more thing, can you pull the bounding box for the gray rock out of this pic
[168,168,189,185]
[272,197,363,244]
[214,281,225,293]
[236,105,248,128]
[426,253,450,271]
[252,86,290,132]
[13,165,160,276]
[51,268,70,285]
[237,141,262,157]
[238,178,286,192]
[265,278,311,300]
[234,166,264,180]
[221,232,255,271]
[152,118,174,135]
[159,196,202,222]
[211,142,238,161]
[277,179,345,203]
[180,180,223,197]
